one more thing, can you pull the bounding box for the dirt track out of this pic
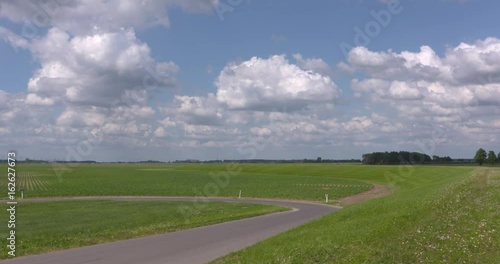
[338,184,391,206]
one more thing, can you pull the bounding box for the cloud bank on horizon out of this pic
[0,0,499,161]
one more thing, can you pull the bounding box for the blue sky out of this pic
[0,0,499,161]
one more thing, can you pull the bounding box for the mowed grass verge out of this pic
[0,163,372,201]
[213,166,500,263]
[0,200,287,259]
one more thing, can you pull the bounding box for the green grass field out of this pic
[0,200,286,259]
[212,166,500,264]
[0,163,372,201]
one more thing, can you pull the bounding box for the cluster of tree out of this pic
[432,155,453,163]
[474,148,500,165]
[362,151,432,165]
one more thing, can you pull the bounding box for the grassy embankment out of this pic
[213,166,500,263]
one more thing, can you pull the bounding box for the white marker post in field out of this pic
[325,194,329,203]
[239,190,242,199]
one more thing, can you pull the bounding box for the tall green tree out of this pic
[474,148,487,165]
[487,151,497,164]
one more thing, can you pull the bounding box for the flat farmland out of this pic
[2,163,497,263]
[0,163,372,201]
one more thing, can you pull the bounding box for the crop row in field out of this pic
[0,163,372,201]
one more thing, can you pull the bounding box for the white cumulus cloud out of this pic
[216,55,341,111]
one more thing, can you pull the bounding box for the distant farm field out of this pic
[0,163,373,201]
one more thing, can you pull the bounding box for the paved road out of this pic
[0,197,338,264]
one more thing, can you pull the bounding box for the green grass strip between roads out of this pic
[0,200,287,259]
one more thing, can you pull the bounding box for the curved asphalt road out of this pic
[0,197,338,264]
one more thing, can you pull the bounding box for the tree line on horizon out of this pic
[362,149,500,166]
[362,151,433,165]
